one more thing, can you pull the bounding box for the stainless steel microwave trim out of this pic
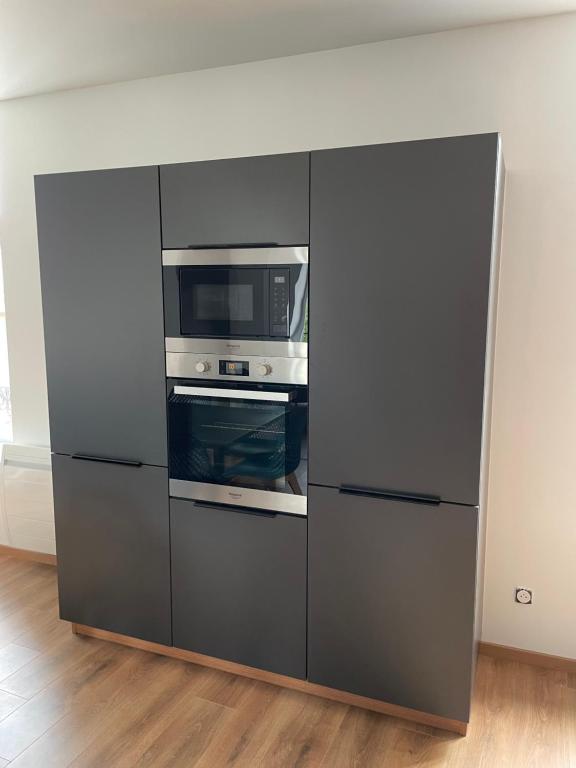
[169,479,307,516]
[165,337,308,359]
[162,246,309,267]
[166,352,308,385]
[173,386,291,402]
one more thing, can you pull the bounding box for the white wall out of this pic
[1,12,575,657]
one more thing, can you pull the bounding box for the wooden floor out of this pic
[0,555,574,767]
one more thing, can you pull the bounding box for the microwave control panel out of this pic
[270,269,290,337]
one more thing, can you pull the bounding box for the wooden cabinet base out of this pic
[71,623,467,736]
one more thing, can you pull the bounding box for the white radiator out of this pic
[0,444,55,554]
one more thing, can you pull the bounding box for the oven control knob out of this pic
[256,363,272,377]
[195,361,210,374]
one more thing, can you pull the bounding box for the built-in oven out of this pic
[167,377,308,516]
[162,246,308,347]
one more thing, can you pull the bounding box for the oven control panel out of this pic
[166,352,306,385]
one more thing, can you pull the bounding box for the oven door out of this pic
[168,381,308,516]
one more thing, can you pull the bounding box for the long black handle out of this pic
[190,500,277,518]
[339,485,441,506]
[71,454,142,467]
[186,242,279,250]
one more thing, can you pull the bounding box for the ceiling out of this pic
[1,0,574,100]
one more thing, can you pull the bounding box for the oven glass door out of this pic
[179,267,268,337]
[168,381,308,513]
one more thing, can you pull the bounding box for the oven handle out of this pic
[173,386,292,402]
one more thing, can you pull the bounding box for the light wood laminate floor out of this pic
[0,553,574,767]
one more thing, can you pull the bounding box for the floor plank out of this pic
[0,687,26,721]
[0,644,40,683]
[0,626,108,699]
[0,641,134,760]
[10,654,203,767]
[0,552,575,767]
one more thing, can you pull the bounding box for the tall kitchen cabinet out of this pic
[33,136,503,733]
[308,134,503,723]
[35,167,171,644]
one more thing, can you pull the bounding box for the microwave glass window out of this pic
[192,284,254,322]
[179,267,268,337]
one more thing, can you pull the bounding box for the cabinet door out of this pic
[35,167,167,466]
[53,454,171,645]
[309,135,499,505]
[171,500,306,679]
[308,486,478,722]
[160,153,309,248]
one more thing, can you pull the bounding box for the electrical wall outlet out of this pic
[515,587,533,604]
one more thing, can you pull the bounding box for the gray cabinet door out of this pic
[35,167,167,466]
[171,500,306,679]
[309,135,499,505]
[160,153,309,248]
[308,485,478,722]
[52,454,171,645]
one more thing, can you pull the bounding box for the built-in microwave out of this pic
[162,247,308,344]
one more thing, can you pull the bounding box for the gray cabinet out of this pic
[309,134,499,506]
[160,153,310,248]
[308,485,478,721]
[52,454,171,645]
[171,499,306,679]
[35,167,167,466]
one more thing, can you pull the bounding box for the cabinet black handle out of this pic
[71,454,142,467]
[186,242,279,250]
[191,500,277,518]
[339,485,441,506]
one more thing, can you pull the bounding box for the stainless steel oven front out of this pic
[162,247,308,352]
[167,370,308,516]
